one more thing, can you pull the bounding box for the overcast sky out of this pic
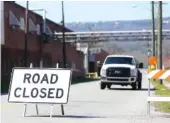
[16,1,170,23]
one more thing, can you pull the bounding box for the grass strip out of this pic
[71,77,100,85]
[151,80,170,113]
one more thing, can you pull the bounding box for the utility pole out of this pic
[61,1,66,115]
[31,9,46,68]
[24,1,28,67]
[40,10,46,68]
[61,1,66,68]
[157,1,163,84]
[86,43,89,73]
[151,1,156,57]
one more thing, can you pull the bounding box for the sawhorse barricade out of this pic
[8,63,71,118]
[147,69,170,116]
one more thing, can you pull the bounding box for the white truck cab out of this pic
[100,55,143,90]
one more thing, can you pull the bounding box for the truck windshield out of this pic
[104,57,134,65]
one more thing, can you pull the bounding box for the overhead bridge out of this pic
[53,29,170,43]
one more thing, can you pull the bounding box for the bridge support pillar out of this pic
[83,45,89,74]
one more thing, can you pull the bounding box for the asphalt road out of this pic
[1,69,170,123]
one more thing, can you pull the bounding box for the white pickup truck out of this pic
[100,55,143,90]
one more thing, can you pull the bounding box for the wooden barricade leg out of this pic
[23,63,39,117]
[50,105,54,118]
[35,104,39,116]
[56,63,65,116]
[23,104,27,117]
[147,79,151,116]
[50,63,65,118]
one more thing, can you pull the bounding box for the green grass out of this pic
[151,80,170,113]
[1,81,10,94]
[71,77,100,85]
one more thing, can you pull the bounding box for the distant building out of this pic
[163,56,170,69]
[76,43,109,73]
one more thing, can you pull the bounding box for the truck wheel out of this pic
[132,82,137,90]
[138,82,142,90]
[107,84,111,89]
[100,82,106,90]
[138,72,142,90]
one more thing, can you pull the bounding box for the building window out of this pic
[20,17,25,31]
[46,25,52,35]
[9,10,20,28]
[29,18,37,33]
[37,24,40,35]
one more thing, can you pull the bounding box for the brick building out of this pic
[1,1,85,88]
[163,56,170,69]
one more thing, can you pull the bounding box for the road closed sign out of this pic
[8,68,72,104]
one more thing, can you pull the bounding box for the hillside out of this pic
[65,17,170,68]
[66,17,170,31]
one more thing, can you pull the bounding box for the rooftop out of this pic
[7,1,72,32]
[107,54,134,58]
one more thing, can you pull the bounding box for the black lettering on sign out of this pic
[14,87,21,98]
[56,88,64,98]
[32,74,40,84]
[31,88,39,98]
[48,88,55,98]
[23,88,29,98]
[23,73,31,83]
[39,88,47,98]
[50,74,58,84]
[40,74,49,84]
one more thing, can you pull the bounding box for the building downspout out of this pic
[40,9,46,68]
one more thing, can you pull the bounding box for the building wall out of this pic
[0,1,5,45]
[1,1,85,87]
[43,42,85,76]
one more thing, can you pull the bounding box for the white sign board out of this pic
[8,68,72,104]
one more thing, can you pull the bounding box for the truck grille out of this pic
[106,67,130,77]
